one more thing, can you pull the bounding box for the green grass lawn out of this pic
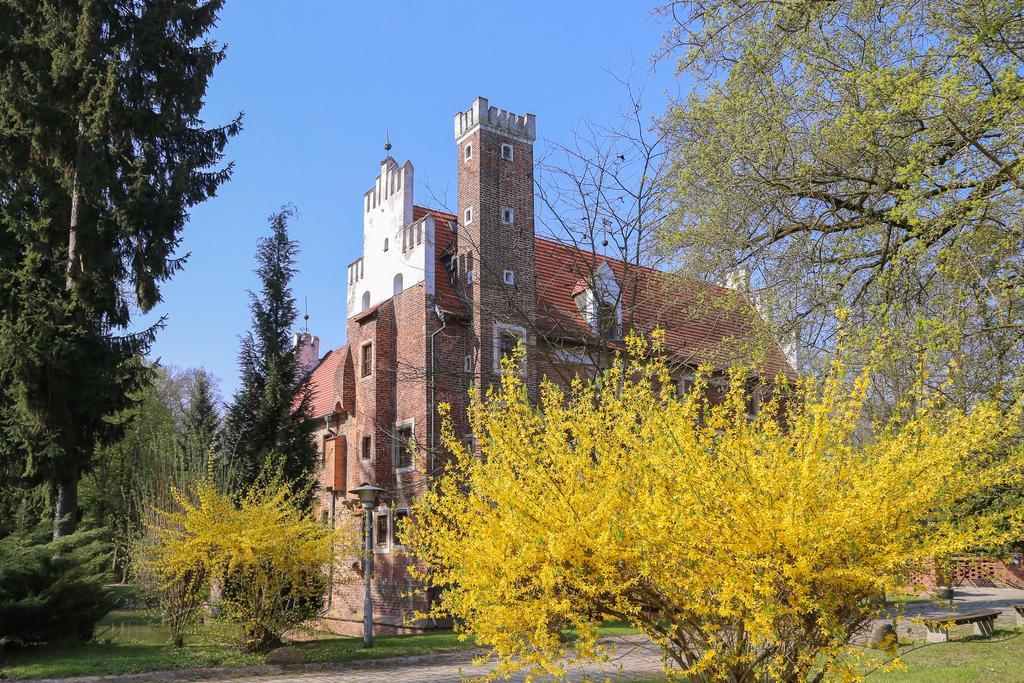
[626,628,1024,682]
[0,609,480,681]
[0,610,642,681]
[884,592,934,606]
[862,628,1024,682]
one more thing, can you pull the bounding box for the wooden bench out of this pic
[1014,604,1024,628]
[921,609,1000,643]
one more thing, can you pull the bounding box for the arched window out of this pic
[393,273,404,296]
[361,291,370,311]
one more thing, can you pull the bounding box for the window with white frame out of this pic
[501,207,514,225]
[393,419,415,471]
[464,206,473,224]
[392,509,410,548]
[493,324,527,374]
[374,510,389,552]
[464,144,473,162]
[463,354,473,372]
[500,143,514,161]
[503,269,515,285]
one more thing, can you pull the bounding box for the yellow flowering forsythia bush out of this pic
[409,334,1024,682]
[133,521,208,648]
[142,481,342,652]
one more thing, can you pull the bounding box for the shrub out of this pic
[0,526,113,646]
[409,333,1024,682]
[146,480,341,652]
[133,521,208,648]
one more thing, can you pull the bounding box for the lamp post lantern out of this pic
[349,482,386,648]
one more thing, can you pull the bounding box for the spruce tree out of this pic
[223,208,317,505]
[0,524,113,644]
[0,1,241,537]
[180,370,221,467]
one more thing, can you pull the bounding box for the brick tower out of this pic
[453,97,538,391]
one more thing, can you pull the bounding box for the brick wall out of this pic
[910,554,1024,590]
[455,104,539,399]
[317,283,447,634]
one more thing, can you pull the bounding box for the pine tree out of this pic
[180,370,221,467]
[0,1,241,537]
[223,208,318,505]
[0,524,113,645]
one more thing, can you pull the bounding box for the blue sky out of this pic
[143,1,680,398]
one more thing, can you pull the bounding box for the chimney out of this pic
[294,332,320,375]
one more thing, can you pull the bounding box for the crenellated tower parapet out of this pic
[454,97,536,144]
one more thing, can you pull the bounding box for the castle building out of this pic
[303,97,793,635]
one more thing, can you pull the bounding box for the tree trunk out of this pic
[66,119,85,289]
[53,116,87,540]
[53,469,79,539]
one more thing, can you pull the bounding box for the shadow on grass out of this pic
[0,615,479,681]
[860,627,1024,681]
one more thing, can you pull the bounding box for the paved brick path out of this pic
[18,636,671,683]
[887,586,1024,642]
[196,636,668,683]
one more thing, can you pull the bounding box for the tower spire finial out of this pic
[303,297,309,334]
[384,130,392,154]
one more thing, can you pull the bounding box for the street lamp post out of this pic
[348,482,386,648]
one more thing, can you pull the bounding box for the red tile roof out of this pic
[305,346,346,418]
[532,236,794,379]
[305,212,792,420]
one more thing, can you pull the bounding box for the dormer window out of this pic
[594,297,619,340]
[500,143,514,161]
[745,382,761,417]
[573,263,622,341]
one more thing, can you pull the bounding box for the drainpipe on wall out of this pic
[328,491,336,608]
[429,305,448,477]
[323,414,336,608]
